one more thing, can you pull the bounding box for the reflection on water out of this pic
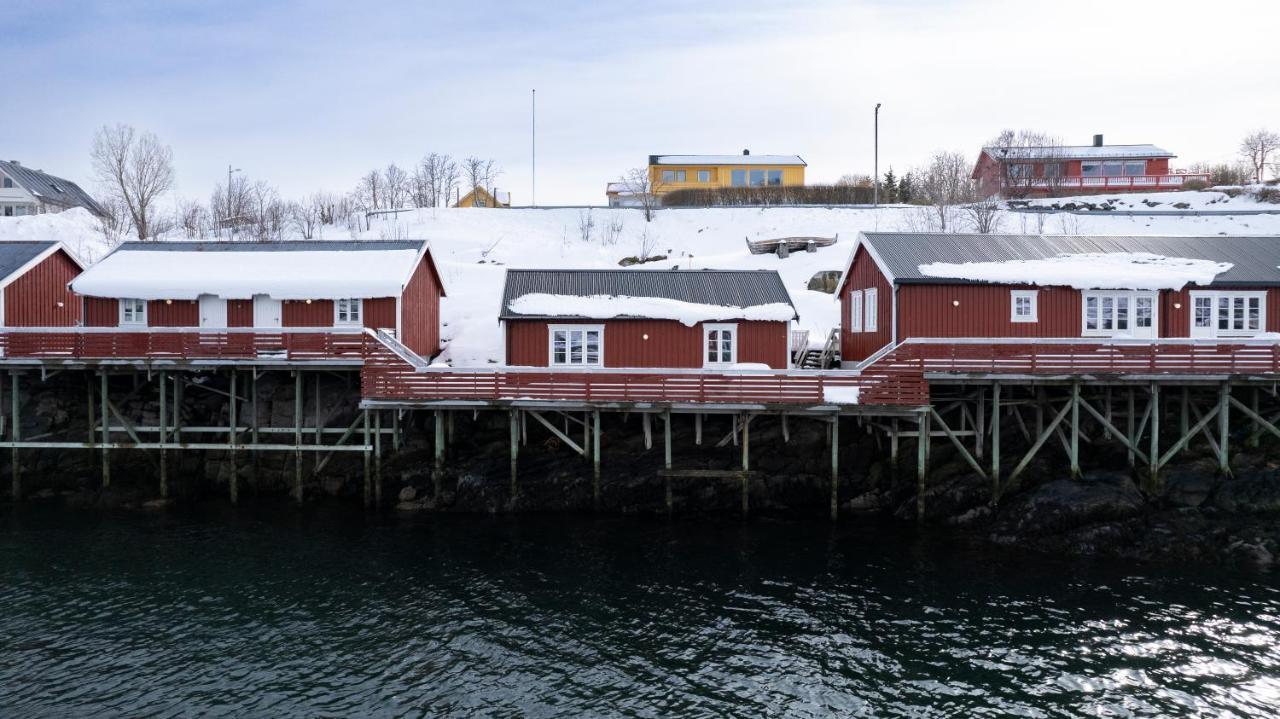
[2,504,1278,717]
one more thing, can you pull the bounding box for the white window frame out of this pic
[1081,290,1157,338]
[864,287,878,332]
[335,298,363,326]
[1011,290,1038,322]
[697,170,711,183]
[703,323,738,367]
[119,298,147,326]
[848,290,863,333]
[1189,290,1267,338]
[548,324,604,367]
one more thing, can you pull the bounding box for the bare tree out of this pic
[601,214,624,246]
[963,196,1003,234]
[985,129,1065,199]
[620,167,660,222]
[835,173,873,187]
[90,123,175,240]
[290,198,323,239]
[462,156,500,200]
[211,173,254,238]
[383,163,410,209]
[412,153,459,208]
[247,181,286,241]
[914,151,975,232]
[577,209,595,243]
[1240,129,1280,183]
[356,169,383,211]
[175,198,211,238]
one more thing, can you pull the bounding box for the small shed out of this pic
[501,269,797,369]
[0,241,84,327]
[69,240,446,357]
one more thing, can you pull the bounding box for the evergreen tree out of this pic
[898,172,914,204]
[881,167,898,203]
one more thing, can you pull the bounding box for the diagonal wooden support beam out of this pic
[527,410,585,456]
[716,414,754,448]
[1230,394,1280,442]
[313,413,367,476]
[1077,394,1150,465]
[1009,397,1074,484]
[929,407,987,480]
[1158,400,1220,471]
[1188,400,1221,459]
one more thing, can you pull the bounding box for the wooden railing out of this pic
[875,338,1280,377]
[0,327,370,361]
[1013,173,1210,190]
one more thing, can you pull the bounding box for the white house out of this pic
[0,160,106,217]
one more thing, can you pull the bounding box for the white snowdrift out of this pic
[0,207,109,263]
[918,252,1232,290]
[823,386,861,404]
[507,293,796,326]
[71,248,420,300]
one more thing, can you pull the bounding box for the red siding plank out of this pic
[399,253,443,357]
[506,319,788,369]
[840,245,893,362]
[3,249,82,327]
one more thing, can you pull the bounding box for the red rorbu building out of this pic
[0,240,84,327]
[501,269,798,369]
[837,232,1280,363]
[972,134,1209,198]
[68,240,445,357]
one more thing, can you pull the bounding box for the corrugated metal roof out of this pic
[113,239,425,253]
[649,154,807,166]
[501,269,797,320]
[982,144,1174,161]
[0,161,106,216]
[0,241,59,283]
[862,233,1280,286]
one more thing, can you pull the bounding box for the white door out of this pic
[198,294,228,328]
[253,295,282,328]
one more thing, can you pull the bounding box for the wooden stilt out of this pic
[1104,386,1113,440]
[782,413,790,444]
[1218,383,1231,476]
[520,409,527,446]
[10,373,18,501]
[1126,387,1136,467]
[374,410,383,507]
[643,412,652,450]
[890,418,900,478]
[173,375,183,446]
[509,410,519,500]
[313,374,322,472]
[434,409,445,502]
[1148,384,1160,491]
[975,387,985,460]
[830,414,839,521]
[1181,386,1190,439]
[582,411,590,461]
[592,410,601,508]
[159,370,168,499]
[916,411,929,522]
[1070,382,1081,478]
[228,370,238,505]
[100,370,110,488]
[695,413,702,446]
[392,409,401,453]
[362,409,371,508]
[1249,386,1261,449]
[293,371,303,504]
[991,382,1001,503]
[663,409,672,515]
[740,413,750,472]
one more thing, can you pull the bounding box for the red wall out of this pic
[506,319,788,369]
[839,246,893,362]
[147,300,198,327]
[283,300,334,326]
[400,253,444,357]
[364,298,397,331]
[898,284,1081,338]
[3,249,82,327]
[228,300,253,327]
[84,297,118,327]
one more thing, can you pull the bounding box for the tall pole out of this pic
[531,89,536,207]
[873,103,881,207]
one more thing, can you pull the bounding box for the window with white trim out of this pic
[697,170,711,183]
[703,323,737,366]
[335,298,362,325]
[120,298,147,326]
[848,290,863,333]
[1190,291,1266,337]
[660,169,686,183]
[549,325,603,366]
[864,287,878,332]
[1011,290,1038,322]
[1083,291,1156,337]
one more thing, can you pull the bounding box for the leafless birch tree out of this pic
[1240,129,1280,183]
[620,167,661,222]
[90,123,175,240]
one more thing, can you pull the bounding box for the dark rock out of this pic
[1212,468,1280,513]
[1227,539,1275,569]
[995,470,1144,535]
[398,486,417,503]
[1162,461,1218,507]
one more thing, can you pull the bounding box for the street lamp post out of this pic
[225,165,241,238]
[873,103,881,208]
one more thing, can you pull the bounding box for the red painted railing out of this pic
[0,328,369,361]
[1010,173,1210,191]
[872,338,1280,377]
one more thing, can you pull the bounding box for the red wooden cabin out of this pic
[837,232,1280,364]
[0,241,84,327]
[972,134,1208,198]
[501,269,797,369]
[67,240,445,359]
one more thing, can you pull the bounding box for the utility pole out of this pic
[225,165,241,239]
[531,89,536,207]
[873,103,881,208]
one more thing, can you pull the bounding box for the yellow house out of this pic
[453,186,511,208]
[647,151,806,195]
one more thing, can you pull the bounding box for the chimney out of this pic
[1093,134,1104,148]
[742,149,750,156]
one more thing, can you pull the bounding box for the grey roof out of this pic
[112,239,425,253]
[0,241,61,283]
[0,161,106,216]
[648,154,807,166]
[982,144,1174,161]
[501,269,797,320]
[860,233,1280,287]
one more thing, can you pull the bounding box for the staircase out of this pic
[797,328,840,369]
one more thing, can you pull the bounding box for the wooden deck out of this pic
[0,328,369,363]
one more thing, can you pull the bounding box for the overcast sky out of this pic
[5,0,1277,206]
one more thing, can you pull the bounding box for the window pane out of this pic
[731,170,746,187]
[1249,298,1261,330]
[767,170,782,186]
[749,169,765,187]
[553,331,567,364]
[1219,297,1230,330]
[1103,162,1124,177]
[1124,161,1146,176]
[1194,297,1212,327]
[569,330,583,364]
[585,330,600,364]
[1101,297,1114,330]
[1081,162,1102,177]
[1136,297,1152,328]
[662,170,675,183]
[1086,297,1098,330]
[698,170,710,182]
[1116,297,1129,330]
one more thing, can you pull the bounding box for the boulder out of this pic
[997,470,1144,534]
[1212,469,1280,513]
[1161,461,1218,508]
[398,486,418,503]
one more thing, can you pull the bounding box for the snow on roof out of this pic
[71,240,426,300]
[507,294,796,326]
[918,252,1232,291]
[983,144,1174,161]
[495,190,511,204]
[650,154,807,166]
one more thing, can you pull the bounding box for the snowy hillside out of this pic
[3,193,1280,368]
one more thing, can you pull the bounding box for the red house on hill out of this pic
[0,241,83,327]
[501,269,798,369]
[68,240,445,358]
[837,232,1280,364]
[972,135,1209,198]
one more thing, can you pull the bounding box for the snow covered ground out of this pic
[3,192,1280,367]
